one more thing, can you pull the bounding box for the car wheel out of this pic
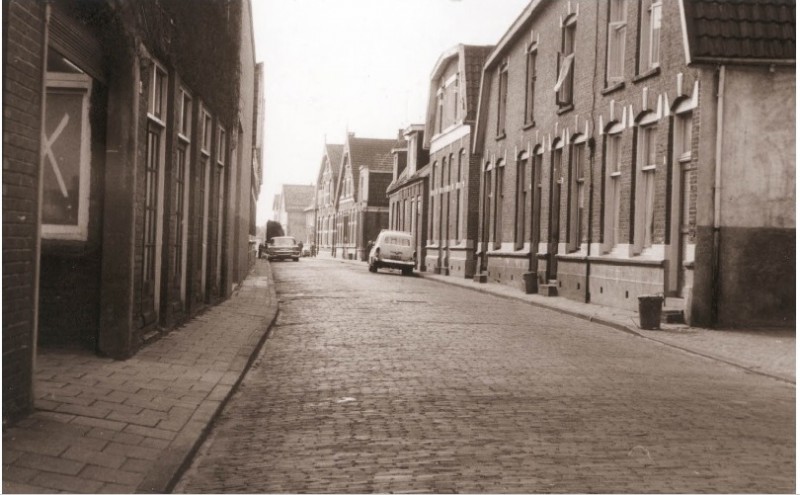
[293,257,299,262]
[401,267,412,276]
[368,260,378,273]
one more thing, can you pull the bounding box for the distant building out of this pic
[333,132,400,261]
[472,0,794,327]
[387,125,430,271]
[313,144,345,256]
[273,184,315,242]
[2,0,263,424]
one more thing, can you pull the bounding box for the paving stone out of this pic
[80,465,142,486]
[122,424,177,441]
[92,400,143,415]
[102,441,161,461]
[71,416,127,432]
[139,437,170,450]
[119,458,154,474]
[55,403,110,419]
[97,482,137,494]
[5,433,70,457]
[15,452,84,475]
[105,410,163,427]
[61,446,125,469]
[2,480,60,493]
[30,471,104,493]
[2,464,39,483]
[175,259,795,494]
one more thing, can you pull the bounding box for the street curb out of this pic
[136,262,280,493]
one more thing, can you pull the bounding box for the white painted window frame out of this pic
[42,72,93,241]
[606,0,627,83]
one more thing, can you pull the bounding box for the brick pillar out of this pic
[98,49,139,359]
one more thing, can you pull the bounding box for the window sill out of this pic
[495,132,507,141]
[633,66,660,83]
[601,81,625,95]
[556,104,574,115]
[522,121,536,131]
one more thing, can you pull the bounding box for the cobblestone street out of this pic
[176,259,794,493]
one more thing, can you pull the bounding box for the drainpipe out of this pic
[32,1,53,402]
[584,138,595,303]
[584,0,600,305]
[710,65,726,326]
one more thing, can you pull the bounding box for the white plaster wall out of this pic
[720,66,795,229]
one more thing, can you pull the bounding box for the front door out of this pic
[668,111,695,297]
[546,148,562,280]
[529,153,542,272]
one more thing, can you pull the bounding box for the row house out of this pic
[331,132,399,261]
[472,0,794,327]
[387,125,430,270]
[313,143,345,255]
[272,184,314,241]
[304,203,316,248]
[2,0,263,424]
[423,44,494,278]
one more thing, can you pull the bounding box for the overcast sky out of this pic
[251,0,531,226]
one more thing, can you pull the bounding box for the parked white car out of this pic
[368,230,416,276]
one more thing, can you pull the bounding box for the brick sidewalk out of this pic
[331,257,795,384]
[2,261,278,494]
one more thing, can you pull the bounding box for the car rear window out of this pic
[384,236,411,246]
[273,238,295,246]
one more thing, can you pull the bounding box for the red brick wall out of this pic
[368,172,393,207]
[475,0,704,301]
[3,0,45,424]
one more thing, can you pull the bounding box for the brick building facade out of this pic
[472,0,794,327]
[387,125,430,270]
[2,0,263,425]
[313,144,344,256]
[423,45,494,278]
[332,133,398,261]
[273,184,314,242]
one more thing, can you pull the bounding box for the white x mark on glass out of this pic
[44,113,70,198]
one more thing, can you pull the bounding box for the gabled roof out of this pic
[326,143,344,177]
[681,0,795,64]
[316,143,345,186]
[423,44,494,149]
[348,135,400,173]
[334,133,400,208]
[281,184,315,210]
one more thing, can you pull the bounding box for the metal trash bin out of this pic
[638,295,663,330]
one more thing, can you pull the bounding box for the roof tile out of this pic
[685,0,795,62]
